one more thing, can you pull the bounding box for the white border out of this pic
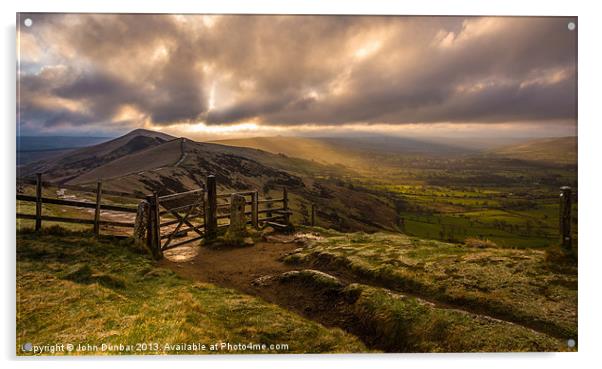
[2,1,601,368]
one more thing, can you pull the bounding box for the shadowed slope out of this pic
[489,137,577,165]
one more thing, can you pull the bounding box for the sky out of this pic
[17,14,577,140]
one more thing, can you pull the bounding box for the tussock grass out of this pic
[344,284,566,352]
[464,237,498,249]
[17,228,367,355]
[285,229,577,340]
[545,244,578,265]
[279,269,345,290]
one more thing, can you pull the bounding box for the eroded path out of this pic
[158,235,565,352]
[159,239,369,347]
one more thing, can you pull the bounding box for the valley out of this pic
[216,135,578,248]
[18,130,578,248]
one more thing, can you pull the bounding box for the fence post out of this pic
[266,195,273,219]
[134,199,150,246]
[35,173,42,232]
[206,175,217,239]
[282,187,290,224]
[145,195,155,255]
[145,193,163,260]
[311,203,316,226]
[559,186,573,251]
[251,191,259,229]
[153,192,161,253]
[93,180,103,236]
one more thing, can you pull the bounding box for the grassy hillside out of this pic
[16,226,573,354]
[19,129,175,182]
[71,139,183,184]
[284,228,577,340]
[17,228,367,355]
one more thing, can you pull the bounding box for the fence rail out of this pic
[16,194,137,213]
[17,176,146,199]
[16,173,138,235]
[16,213,134,228]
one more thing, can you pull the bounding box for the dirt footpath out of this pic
[159,241,301,296]
[159,240,361,347]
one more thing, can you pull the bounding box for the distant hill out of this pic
[16,136,113,166]
[489,137,577,165]
[212,135,479,170]
[17,135,113,152]
[19,129,175,182]
[19,129,400,232]
[212,136,363,167]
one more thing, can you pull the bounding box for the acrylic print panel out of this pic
[16,13,577,355]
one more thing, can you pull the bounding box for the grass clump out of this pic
[545,244,578,265]
[16,228,367,355]
[464,237,498,249]
[279,269,345,290]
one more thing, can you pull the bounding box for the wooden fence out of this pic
[16,173,143,235]
[17,174,292,258]
[146,175,291,256]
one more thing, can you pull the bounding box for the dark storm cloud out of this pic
[19,13,208,131]
[18,14,576,132]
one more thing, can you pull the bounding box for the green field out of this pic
[344,153,578,248]
[378,184,576,248]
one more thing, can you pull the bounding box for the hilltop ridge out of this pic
[18,129,400,233]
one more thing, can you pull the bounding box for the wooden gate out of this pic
[147,188,206,252]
